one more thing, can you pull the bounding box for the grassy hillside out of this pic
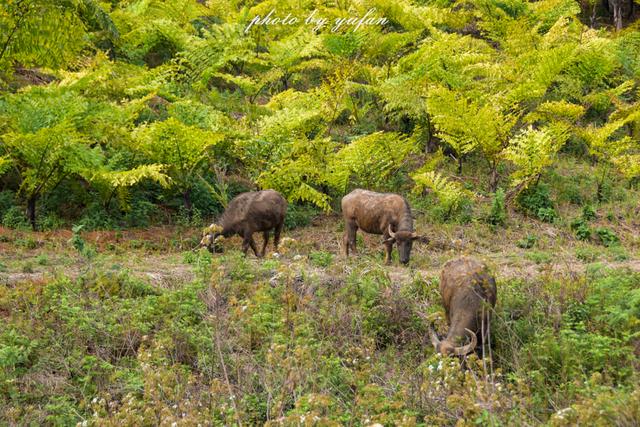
[1,171,639,424]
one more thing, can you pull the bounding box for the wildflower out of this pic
[554,407,574,420]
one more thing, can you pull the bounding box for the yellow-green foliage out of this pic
[0,0,639,219]
[132,117,223,191]
[582,106,640,171]
[503,125,569,189]
[0,0,112,71]
[427,85,513,162]
[412,170,472,217]
[330,131,418,193]
[2,122,94,196]
[0,155,10,175]
[257,137,335,211]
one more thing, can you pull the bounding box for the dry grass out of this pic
[1,204,638,289]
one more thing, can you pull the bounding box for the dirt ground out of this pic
[1,214,639,287]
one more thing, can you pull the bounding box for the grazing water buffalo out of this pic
[341,189,424,264]
[431,257,497,356]
[200,189,287,257]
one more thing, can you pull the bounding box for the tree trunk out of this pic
[596,182,604,202]
[183,188,193,219]
[424,116,437,154]
[489,163,499,193]
[26,194,37,231]
[614,2,623,30]
[607,0,627,30]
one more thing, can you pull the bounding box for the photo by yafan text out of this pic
[244,8,388,33]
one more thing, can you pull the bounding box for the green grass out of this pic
[1,236,638,425]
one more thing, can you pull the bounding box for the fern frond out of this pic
[92,164,171,189]
[412,170,472,216]
[612,154,640,179]
[503,125,568,188]
[77,0,119,40]
[257,151,333,211]
[329,131,418,192]
[0,155,12,176]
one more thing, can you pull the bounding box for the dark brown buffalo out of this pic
[431,257,497,356]
[200,190,287,257]
[341,189,424,264]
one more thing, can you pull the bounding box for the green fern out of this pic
[503,125,569,189]
[0,155,12,176]
[412,170,472,218]
[329,131,418,192]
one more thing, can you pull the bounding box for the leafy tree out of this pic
[132,117,223,216]
[1,121,97,229]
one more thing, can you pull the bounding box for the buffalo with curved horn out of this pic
[431,257,497,356]
[341,189,426,264]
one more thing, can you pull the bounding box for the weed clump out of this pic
[516,184,558,223]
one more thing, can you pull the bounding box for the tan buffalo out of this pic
[341,189,425,264]
[431,257,497,356]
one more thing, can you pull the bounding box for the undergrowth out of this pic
[1,253,638,425]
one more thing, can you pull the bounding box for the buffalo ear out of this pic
[412,233,429,244]
[384,237,396,244]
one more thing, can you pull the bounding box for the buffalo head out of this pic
[200,224,225,253]
[430,328,477,356]
[385,225,424,264]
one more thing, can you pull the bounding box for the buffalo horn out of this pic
[453,328,477,356]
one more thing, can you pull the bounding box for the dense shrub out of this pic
[486,188,507,226]
[2,206,29,230]
[0,190,16,219]
[284,203,320,230]
[594,227,619,247]
[516,184,558,222]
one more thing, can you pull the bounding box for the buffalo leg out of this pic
[241,236,250,255]
[242,233,260,257]
[342,230,349,257]
[273,222,283,252]
[260,230,270,257]
[343,221,357,256]
[249,236,259,257]
[383,241,393,265]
